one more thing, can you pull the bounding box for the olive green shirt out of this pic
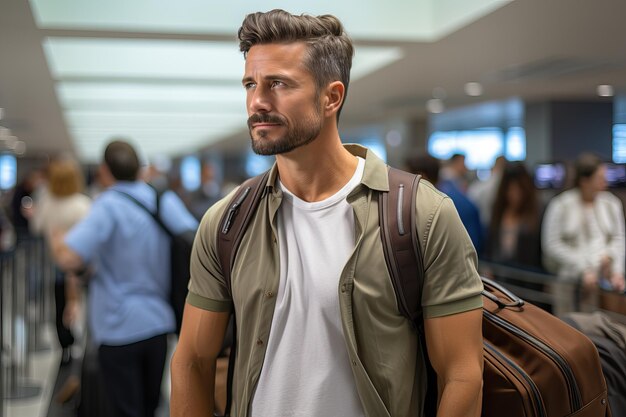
[187,144,483,417]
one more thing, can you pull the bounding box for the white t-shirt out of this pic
[250,157,366,417]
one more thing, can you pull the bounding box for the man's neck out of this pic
[275,131,358,203]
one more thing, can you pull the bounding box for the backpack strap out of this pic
[113,188,173,237]
[215,170,269,417]
[378,167,423,325]
[379,167,439,416]
[216,170,270,296]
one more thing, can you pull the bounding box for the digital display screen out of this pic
[605,163,626,188]
[0,154,17,190]
[534,163,566,189]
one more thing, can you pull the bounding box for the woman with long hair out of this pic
[485,161,542,269]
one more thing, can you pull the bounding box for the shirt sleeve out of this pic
[159,190,199,234]
[64,197,114,264]
[420,193,483,318]
[186,195,234,312]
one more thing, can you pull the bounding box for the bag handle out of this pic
[481,276,525,308]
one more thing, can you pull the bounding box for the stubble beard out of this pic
[248,109,323,156]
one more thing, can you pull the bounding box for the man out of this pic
[468,155,507,228]
[52,140,198,417]
[171,10,483,417]
[440,153,469,193]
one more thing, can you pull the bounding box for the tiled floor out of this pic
[4,321,175,417]
[5,325,59,417]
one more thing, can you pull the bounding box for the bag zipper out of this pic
[484,341,546,417]
[484,311,582,412]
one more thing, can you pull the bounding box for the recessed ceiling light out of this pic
[597,85,614,97]
[426,98,445,114]
[464,82,483,96]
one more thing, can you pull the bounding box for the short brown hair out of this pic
[238,9,354,119]
[48,159,84,197]
[574,152,603,187]
[104,140,140,181]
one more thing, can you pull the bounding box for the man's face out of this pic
[243,42,323,156]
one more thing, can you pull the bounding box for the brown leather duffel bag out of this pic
[481,277,611,417]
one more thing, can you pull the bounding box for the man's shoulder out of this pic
[597,190,623,207]
[197,186,243,235]
[415,178,447,211]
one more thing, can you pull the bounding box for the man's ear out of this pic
[98,163,115,188]
[323,81,345,118]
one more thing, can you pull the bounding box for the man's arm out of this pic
[424,308,483,417]
[50,229,84,272]
[170,303,230,417]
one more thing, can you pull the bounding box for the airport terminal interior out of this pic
[2,0,626,416]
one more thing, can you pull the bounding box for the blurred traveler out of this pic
[31,158,91,365]
[542,153,626,312]
[484,162,550,311]
[10,169,45,241]
[485,162,543,270]
[52,140,198,417]
[440,153,469,193]
[187,162,222,220]
[406,152,483,252]
[405,153,441,185]
[171,10,483,417]
[468,155,507,228]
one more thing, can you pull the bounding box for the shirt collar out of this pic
[264,143,389,194]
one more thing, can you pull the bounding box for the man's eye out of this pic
[271,81,285,88]
[243,83,256,90]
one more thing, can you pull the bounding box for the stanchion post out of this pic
[5,241,40,400]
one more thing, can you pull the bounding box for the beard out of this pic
[247,107,323,156]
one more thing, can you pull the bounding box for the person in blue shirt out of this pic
[52,140,198,417]
[407,153,483,253]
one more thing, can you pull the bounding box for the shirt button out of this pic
[352,360,357,366]
[257,339,263,346]
[341,284,347,293]
[266,291,274,298]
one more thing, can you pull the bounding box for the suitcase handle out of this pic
[481,277,525,308]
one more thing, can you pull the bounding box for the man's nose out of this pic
[248,87,272,114]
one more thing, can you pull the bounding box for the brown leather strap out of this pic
[379,167,423,324]
[216,171,270,296]
[215,171,268,417]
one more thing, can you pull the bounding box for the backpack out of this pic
[115,188,195,335]
[217,167,612,417]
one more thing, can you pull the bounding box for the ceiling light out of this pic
[597,85,614,97]
[464,82,483,96]
[426,98,445,114]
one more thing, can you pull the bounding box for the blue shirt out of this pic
[438,179,483,253]
[65,181,199,345]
